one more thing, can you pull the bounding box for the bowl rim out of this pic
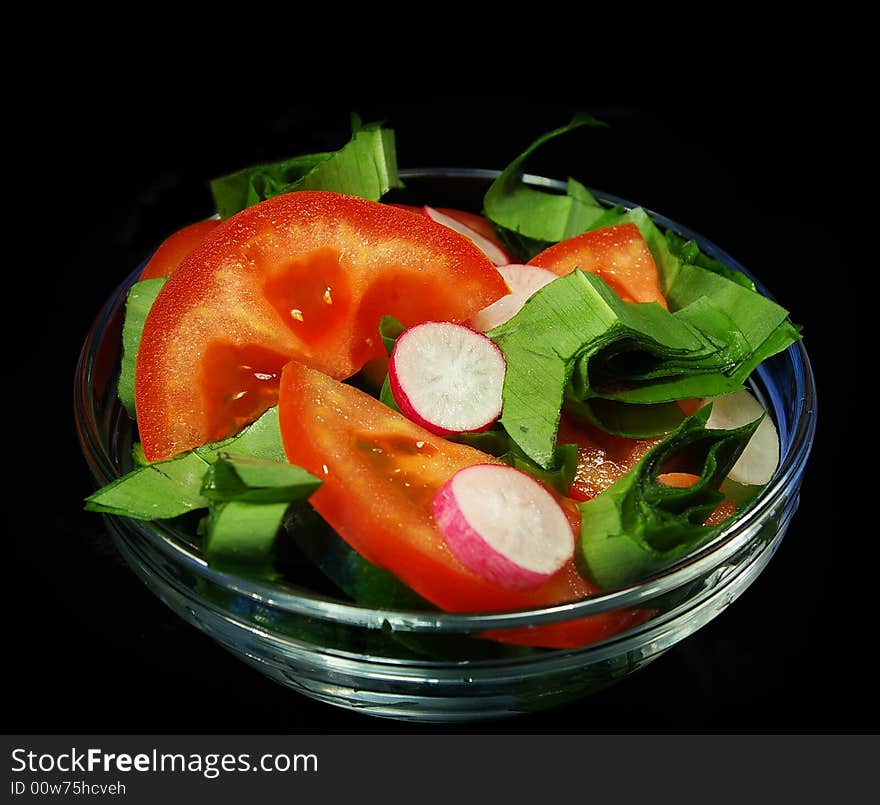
[74,168,817,635]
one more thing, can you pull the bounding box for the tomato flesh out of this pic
[278,361,648,649]
[558,412,661,501]
[528,222,667,308]
[139,219,221,280]
[136,191,507,461]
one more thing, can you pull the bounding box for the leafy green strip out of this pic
[483,114,608,259]
[199,455,321,580]
[118,277,166,417]
[210,116,402,219]
[576,407,762,589]
[85,406,290,520]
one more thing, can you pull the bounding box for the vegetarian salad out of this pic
[84,114,800,650]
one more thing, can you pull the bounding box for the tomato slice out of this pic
[528,222,668,308]
[136,191,507,461]
[138,219,221,281]
[278,361,648,649]
[557,412,661,502]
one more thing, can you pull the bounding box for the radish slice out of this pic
[423,205,510,265]
[470,264,558,331]
[706,390,780,485]
[389,322,505,435]
[432,464,575,590]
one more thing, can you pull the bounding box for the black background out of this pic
[8,93,871,734]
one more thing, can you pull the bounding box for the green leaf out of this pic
[194,405,288,464]
[201,500,290,580]
[378,314,405,356]
[85,451,210,520]
[85,406,290,520]
[483,114,609,248]
[210,120,402,219]
[118,277,166,416]
[198,453,323,579]
[576,407,762,589]
[667,262,792,356]
[665,229,756,290]
[201,454,321,503]
[378,374,400,412]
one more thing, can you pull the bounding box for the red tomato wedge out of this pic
[528,222,668,308]
[278,361,648,649]
[139,219,221,281]
[136,191,507,461]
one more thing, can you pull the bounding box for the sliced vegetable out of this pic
[136,190,507,461]
[705,390,779,485]
[470,264,557,332]
[483,114,608,251]
[201,453,321,503]
[198,453,321,580]
[139,219,221,281]
[84,406,289,520]
[433,464,574,591]
[423,206,510,265]
[201,500,290,580]
[210,117,402,219]
[528,222,668,307]
[389,322,505,436]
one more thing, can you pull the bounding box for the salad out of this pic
[84,114,800,651]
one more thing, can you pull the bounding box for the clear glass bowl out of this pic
[74,169,816,722]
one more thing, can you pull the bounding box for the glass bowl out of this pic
[74,169,816,722]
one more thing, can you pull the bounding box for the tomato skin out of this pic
[528,222,668,308]
[138,219,221,280]
[136,191,507,461]
[278,361,648,649]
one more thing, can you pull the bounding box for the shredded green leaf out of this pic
[576,407,762,589]
[85,407,292,520]
[210,119,402,219]
[483,114,608,254]
[201,453,321,503]
[201,500,290,580]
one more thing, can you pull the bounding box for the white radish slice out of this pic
[433,464,575,590]
[389,322,505,436]
[470,264,558,331]
[423,205,510,265]
[706,389,780,485]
